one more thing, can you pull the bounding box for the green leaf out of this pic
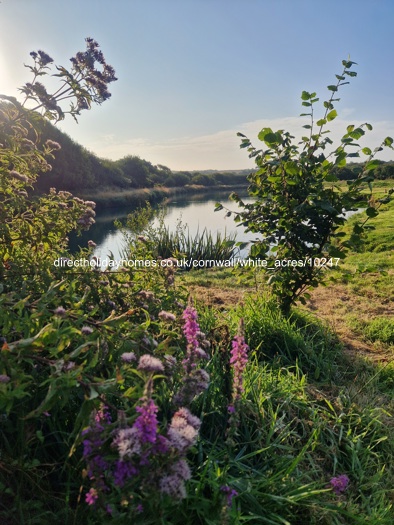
[301,91,311,100]
[325,173,338,182]
[365,123,373,130]
[284,161,299,175]
[214,203,223,211]
[362,147,372,156]
[327,85,338,92]
[349,128,365,140]
[384,136,393,147]
[365,159,380,171]
[365,207,379,218]
[326,109,337,122]
[302,102,312,107]
[302,124,311,129]
[316,119,327,126]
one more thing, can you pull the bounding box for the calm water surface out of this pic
[69,190,363,261]
[69,190,258,260]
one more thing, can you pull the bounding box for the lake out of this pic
[69,190,258,260]
[69,190,364,261]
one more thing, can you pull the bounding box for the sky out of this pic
[1,0,394,170]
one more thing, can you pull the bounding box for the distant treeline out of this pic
[333,162,394,181]
[2,104,392,193]
[21,115,248,193]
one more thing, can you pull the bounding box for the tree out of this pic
[217,59,393,314]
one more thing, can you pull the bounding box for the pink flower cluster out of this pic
[228,334,249,413]
[174,306,210,405]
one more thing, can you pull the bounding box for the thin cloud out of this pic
[85,117,394,170]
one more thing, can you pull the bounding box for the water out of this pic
[69,190,258,260]
[68,191,364,261]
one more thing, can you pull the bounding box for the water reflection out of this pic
[69,191,364,261]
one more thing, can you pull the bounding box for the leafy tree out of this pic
[218,59,394,313]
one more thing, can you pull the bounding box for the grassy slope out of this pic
[176,180,394,523]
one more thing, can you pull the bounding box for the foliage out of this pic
[1,46,394,525]
[217,59,394,313]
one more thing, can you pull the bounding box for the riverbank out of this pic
[78,183,249,209]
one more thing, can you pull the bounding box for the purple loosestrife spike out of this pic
[229,333,249,409]
[221,485,238,507]
[133,398,159,444]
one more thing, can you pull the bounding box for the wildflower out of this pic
[54,306,66,316]
[0,374,10,383]
[107,300,116,309]
[167,407,201,453]
[137,235,147,242]
[158,310,176,322]
[133,398,159,444]
[221,485,238,507]
[121,352,136,363]
[113,427,141,460]
[81,326,94,335]
[229,333,249,408]
[85,487,98,505]
[137,354,164,374]
[113,460,138,487]
[88,240,97,248]
[163,354,177,372]
[9,170,29,183]
[159,459,191,500]
[45,139,61,150]
[330,474,349,495]
[37,50,54,66]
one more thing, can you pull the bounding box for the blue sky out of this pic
[1,0,394,170]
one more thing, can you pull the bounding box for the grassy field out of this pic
[173,179,394,523]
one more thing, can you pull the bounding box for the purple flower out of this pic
[158,310,176,322]
[113,427,141,460]
[81,325,93,335]
[182,306,200,358]
[133,398,159,444]
[113,460,138,487]
[88,240,97,248]
[54,306,66,316]
[85,487,98,505]
[137,354,164,373]
[159,459,192,500]
[330,474,349,495]
[229,333,249,408]
[121,351,136,363]
[221,485,238,507]
[167,407,201,453]
[0,374,10,384]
